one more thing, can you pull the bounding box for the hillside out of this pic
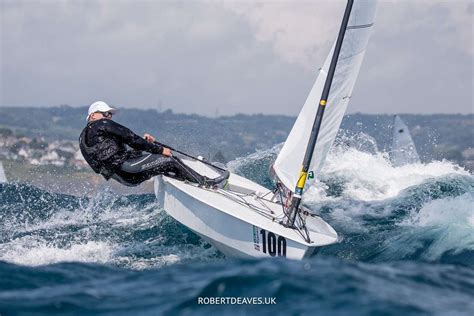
[1,106,472,169]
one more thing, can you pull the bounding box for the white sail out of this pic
[0,161,7,183]
[390,115,420,167]
[273,0,377,192]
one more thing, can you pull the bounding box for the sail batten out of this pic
[273,0,377,193]
[347,23,374,29]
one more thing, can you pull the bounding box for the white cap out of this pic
[86,101,116,120]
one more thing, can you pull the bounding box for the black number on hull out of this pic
[268,232,276,256]
[277,236,287,257]
[260,229,266,254]
[259,229,286,257]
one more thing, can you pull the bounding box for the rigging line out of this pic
[298,213,311,243]
[236,190,274,214]
[211,188,277,219]
[276,184,288,216]
[153,140,226,172]
[274,183,289,216]
[219,190,252,207]
[258,189,274,199]
[219,187,311,243]
[237,191,276,213]
[178,181,311,241]
[245,186,310,231]
[254,196,274,214]
[294,213,311,243]
[236,190,309,241]
[226,188,282,212]
[250,191,285,205]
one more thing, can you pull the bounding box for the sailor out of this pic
[79,101,226,187]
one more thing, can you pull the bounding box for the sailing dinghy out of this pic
[390,115,421,167]
[154,0,377,260]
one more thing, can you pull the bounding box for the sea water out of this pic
[1,134,473,315]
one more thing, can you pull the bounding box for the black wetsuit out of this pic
[79,119,205,186]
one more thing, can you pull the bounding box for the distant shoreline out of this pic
[1,106,473,172]
[1,160,154,197]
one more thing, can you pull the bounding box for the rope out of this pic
[154,138,313,243]
[192,182,311,242]
[154,141,226,172]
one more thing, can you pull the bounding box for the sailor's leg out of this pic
[168,156,207,183]
[170,157,230,188]
[120,154,206,184]
[110,172,144,187]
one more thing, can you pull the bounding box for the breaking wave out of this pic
[1,131,473,315]
[1,132,472,268]
[0,184,220,269]
[230,132,473,266]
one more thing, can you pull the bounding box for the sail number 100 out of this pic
[256,228,287,257]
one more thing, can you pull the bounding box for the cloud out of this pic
[219,1,472,67]
[0,0,472,115]
[353,0,473,114]
[219,0,472,114]
[218,0,345,69]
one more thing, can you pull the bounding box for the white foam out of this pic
[401,193,474,260]
[0,187,221,269]
[0,238,114,266]
[10,191,162,237]
[228,136,469,203]
[304,147,470,202]
[3,139,471,267]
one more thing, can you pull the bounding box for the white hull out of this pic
[154,159,338,260]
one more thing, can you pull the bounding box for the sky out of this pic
[1,0,472,116]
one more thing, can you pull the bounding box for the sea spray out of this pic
[0,133,473,315]
[0,184,219,269]
[227,133,473,265]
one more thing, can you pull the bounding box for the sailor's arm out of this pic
[104,121,164,154]
[144,133,172,156]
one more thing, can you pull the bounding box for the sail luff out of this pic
[273,0,377,194]
[301,0,354,178]
[283,0,355,227]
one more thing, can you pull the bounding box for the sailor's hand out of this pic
[144,133,156,143]
[162,148,172,157]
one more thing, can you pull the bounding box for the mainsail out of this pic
[390,115,420,166]
[273,0,377,192]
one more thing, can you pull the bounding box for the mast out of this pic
[283,0,354,227]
